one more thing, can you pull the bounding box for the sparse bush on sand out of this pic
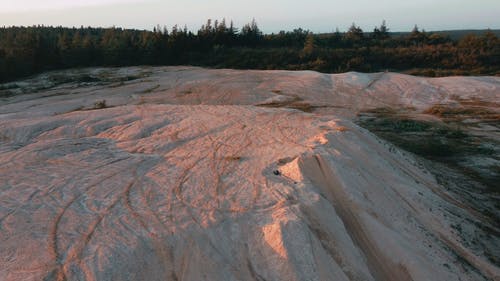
[93,100,107,109]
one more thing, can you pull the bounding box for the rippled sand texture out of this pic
[1,67,499,281]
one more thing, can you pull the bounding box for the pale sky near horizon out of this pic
[1,0,499,33]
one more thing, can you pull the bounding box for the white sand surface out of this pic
[0,67,499,281]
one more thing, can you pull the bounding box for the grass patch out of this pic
[424,104,500,122]
[0,69,151,98]
[357,108,499,194]
[358,113,477,157]
[256,96,317,113]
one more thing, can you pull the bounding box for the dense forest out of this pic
[1,19,499,83]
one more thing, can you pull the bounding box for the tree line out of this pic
[0,19,499,83]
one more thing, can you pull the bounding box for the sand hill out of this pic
[0,67,499,281]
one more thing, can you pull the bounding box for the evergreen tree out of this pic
[346,23,364,42]
[302,33,316,56]
[373,20,389,40]
[240,19,262,46]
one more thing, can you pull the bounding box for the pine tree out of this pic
[373,20,389,40]
[346,23,363,42]
[302,33,316,56]
[380,21,388,34]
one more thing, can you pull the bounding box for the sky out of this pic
[1,0,499,33]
